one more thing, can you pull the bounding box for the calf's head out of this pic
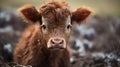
[18,1,94,49]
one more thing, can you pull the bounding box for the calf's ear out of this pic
[71,6,94,24]
[18,5,41,24]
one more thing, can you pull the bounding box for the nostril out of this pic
[51,40,55,44]
[59,40,63,44]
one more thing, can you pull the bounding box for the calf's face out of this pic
[41,16,72,49]
[18,2,93,49]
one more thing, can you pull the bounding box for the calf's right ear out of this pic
[18,5,41,24]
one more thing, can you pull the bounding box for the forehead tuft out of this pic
[39,1,71,23]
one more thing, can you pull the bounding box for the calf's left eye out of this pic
[66,25,72,29]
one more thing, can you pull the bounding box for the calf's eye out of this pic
[41,25,46,30]
[41,24,47,33]
[67,25,72,29]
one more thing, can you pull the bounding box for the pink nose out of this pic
[51,38,64,47]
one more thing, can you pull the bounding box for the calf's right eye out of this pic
[41,24,48,33]
[41,25,46,30]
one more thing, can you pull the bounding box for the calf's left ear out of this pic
[71,6,94,24]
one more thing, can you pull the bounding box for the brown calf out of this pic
[14,1,93,67]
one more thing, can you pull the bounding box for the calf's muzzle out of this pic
[47,37,66,49]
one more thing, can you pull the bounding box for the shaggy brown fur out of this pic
[14,1,93,67]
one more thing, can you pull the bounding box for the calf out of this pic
[14,1,93,67]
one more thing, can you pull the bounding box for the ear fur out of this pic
[71,6,94,24]
[18,4,41,24]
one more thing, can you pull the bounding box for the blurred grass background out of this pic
[0,0,120,17]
